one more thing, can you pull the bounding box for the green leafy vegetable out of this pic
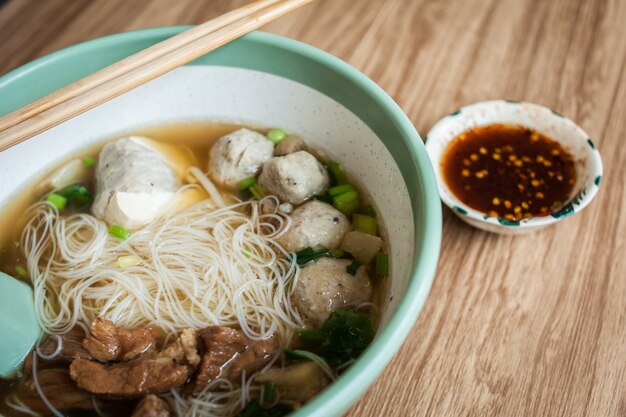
[267,129,288,145]
[109,225,132,240]
[57,183,94,208]
[46,193,67,210]
[352,214,377,235]
[235,400,290,417]
[375,252,389,277]
[327,161,346,185]
[82,157,97,167]
[346,260,362,276]
[299,309,374,367]
[239,177,257,191]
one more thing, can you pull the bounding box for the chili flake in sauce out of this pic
[442,125,576,221]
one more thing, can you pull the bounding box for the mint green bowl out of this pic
[0,28,441,416]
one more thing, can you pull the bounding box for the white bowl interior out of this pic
[0,66,413,327]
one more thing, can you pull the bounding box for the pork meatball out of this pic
[258,151,329,205]
[274,135,308,156]
[293,258,372,327]
[278,200,349,252]
[208,128,273,190]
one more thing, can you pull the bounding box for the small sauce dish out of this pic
[425,100,603,234]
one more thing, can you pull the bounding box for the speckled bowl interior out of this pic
[425,100,602,234]
[0,29,441,416]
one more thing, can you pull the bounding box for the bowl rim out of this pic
[425,99,603,229]
[0,28,442,416]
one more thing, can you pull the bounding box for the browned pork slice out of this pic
[17,368,99,414]
[189,326,277,394]
[70,329,199,398]
[24,327,91,374]
[83,317,158,362]
[131,395,172,417]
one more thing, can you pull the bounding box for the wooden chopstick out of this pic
[0,0,312,152]
[0,0,284,134]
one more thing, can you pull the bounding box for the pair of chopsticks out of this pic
[0,0,313,152]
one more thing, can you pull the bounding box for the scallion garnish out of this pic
[346,259,362,276]
[239,177,257,191]
[328,248,346,258]
[294,247,330,266]
[109,225,132,240]
[249,183,266,200]
[362,204,376,217]
[46,193,67,210]
[82,157,97,167]
[15,265,28,279]
[267,128,287,145]
[332,190,359,216]
[262,382,276,404]
[116,255,140,268]
[327,161,346,185]
[352,213,377,235]
[328,184,356,197]
[375,251,389,277]
[313,194,334,204]
[284,348,311,362]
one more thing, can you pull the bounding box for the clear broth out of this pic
[0,122,388,416]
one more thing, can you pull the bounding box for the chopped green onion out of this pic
[362,204,376,217]
[327,161,346,185]
[375,252,389,277]
[82,157,97,167]
[353,214,377,235]
[328,248,346,259]
[239,177,257,191]
[313,194,334,204]
[267,128,287,145]
[58,183,94,207]
[299,329,327,343]
[15,265,28,279]
[46,193,67,210]
[249,183,266,200]
[109,225,132,240]
[328,184,356,197]
[346,259,362,276]
[332,190,359,216]
[262,382,276,404]
[284,348,312,362]
[116,255,140,268]
[294,247,330,266]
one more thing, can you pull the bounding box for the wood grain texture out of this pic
[0,0,624,416]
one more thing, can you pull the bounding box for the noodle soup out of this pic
[0,123,388,417]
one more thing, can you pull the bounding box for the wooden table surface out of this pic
[1,0,625,416]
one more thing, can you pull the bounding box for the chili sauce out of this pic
[441,125,576,221]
